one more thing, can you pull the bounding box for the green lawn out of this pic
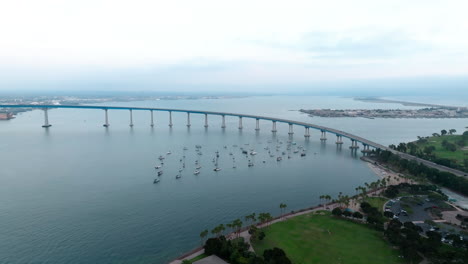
[415,135,467,167]
[364,197,388,212]
[188,253,208,263]
[252,213,404,264]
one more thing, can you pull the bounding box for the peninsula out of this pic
[299,108,468,119]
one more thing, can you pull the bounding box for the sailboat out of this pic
[213,152,221,171]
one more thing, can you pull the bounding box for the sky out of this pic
[1,0,468,93]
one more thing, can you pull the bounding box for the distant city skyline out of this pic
[1,0,468,92]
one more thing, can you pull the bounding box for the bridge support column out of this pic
[320,130,327,140]
[255,119,260,131]
[349,140,359,149]
[336,135,343,144]
[42,108,52,128]
[150,110,154,127]
[238,117,243,129]
[169,111,173,127]
[271,121,277,132]
[304,127,310,137]
[221,115,226,128]
[186,112,191,127]
[103,109,110,127]
[361,144,371,154]
[129,109,134,127]
[204,114,208,128]
[288,124,294,135]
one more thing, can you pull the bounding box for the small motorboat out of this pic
[154,165,161,169]
[176,174,181,179]
[196,166,202,169]
[248,162,254,167]
[213,167,221,172]
[250,151,257,155]
[301,153,306,157]
[158,156,165,160]
[277,157,282,161]
[194,170,200,175]
[158,171,163,176]
[153,178,160,183]
[166,151,172,155]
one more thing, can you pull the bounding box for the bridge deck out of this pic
[0,104,466,177]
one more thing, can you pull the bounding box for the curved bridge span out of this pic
[1,104,466,177]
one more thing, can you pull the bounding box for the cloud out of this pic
[0,0,468,90]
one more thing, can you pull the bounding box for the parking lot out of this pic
[385,195,468,240]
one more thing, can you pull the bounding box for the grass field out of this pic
[188,253,207,263]
[415,135,467,167]
[252,212,404,264]
[364,197,388,212]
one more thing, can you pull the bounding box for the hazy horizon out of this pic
[1,0,468,93]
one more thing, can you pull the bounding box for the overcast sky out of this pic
[1,0,467,93]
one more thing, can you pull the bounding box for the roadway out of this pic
[0,104,466,178]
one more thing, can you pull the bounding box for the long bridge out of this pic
[1,104,466,177]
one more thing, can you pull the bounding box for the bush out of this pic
[331,207,342,216]
[263,247,292,264]
[352,211,363,219]
[204,237,223,255]
[342,210,352,217]
[383,211,394,218]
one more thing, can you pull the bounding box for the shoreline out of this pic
[168,158,402,264]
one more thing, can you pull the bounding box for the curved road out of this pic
[1,104,467,178]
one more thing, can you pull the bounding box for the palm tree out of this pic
[233,218,243,237]
[200,229,208,246]
[265,213,273,227]
[245,213,256,226]
[211,224,225,238]
[324,195,331,208]
[279,203,287,218]
[226,223,233,238]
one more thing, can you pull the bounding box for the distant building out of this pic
[0,113,14,120]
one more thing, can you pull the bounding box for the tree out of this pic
[383,211,394,218]
[441,129,447,136]
[204,237,223,255]
[263,247,292,264]
[332,207,342,216]
[352,211,363,219]
[232,218,242,238]
[449,129,456,135]
[245,213,256,226]
[211,224,225,238]
[279,203,287,218]
[200,229,208,246]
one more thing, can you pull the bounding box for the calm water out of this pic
[0,96,467,264]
